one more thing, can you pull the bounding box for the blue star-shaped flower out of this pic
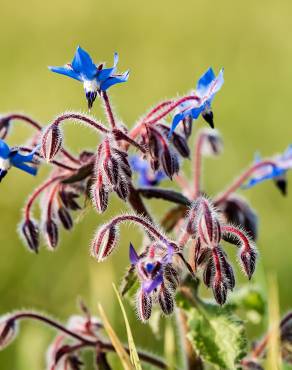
[170,67,224,135]
[243,151,288,190]
[49,46,129,109]
[0,140,38,182]
[130,155,166,187]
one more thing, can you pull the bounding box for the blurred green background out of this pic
[1,0,292,368]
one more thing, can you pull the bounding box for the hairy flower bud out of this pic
[196,197,221,246]
[203,259,215,288]
[212,278,227,305]
[58,207,73,230]
[91,224,118,262]
[240,247,257,280]
[45,219,59,249]
[218,195,258,241]
[21,218,39,253]
[160,147,179,179]
[158,284,174,315]
[41,124,63,161]
[136,289,152,322]
[201,128,223,157]
[0,318,17,350]
[59,191,81,211]
[92,172,109,213]
[0,117,10,140]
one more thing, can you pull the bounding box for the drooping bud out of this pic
[0,318,17,350]
[157,123,190,158]
[160,147,179,179]
[57,207,73,230]
[164,264,180,291]
[136,289,152,322]
[212,278,227,305]
[218,195,258,241]
[240,247,257,280]
[0,117,10,140]
[59,190,81,211]
[114,178,129,201]
[41,124,63,161]
[45,219,59,249]
[158,284,174,315]
[203,259,214,288]
[91,224,118,262]
[92,172,109,213]
[201,129,223,157]
[217,247,235,290]
[21,218,39,253]
[194,240,211,268]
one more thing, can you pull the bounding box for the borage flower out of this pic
[170,67,224,135]
[129,242,180,322]
[49,46,129,109]
[130,155,166,186]
[243,147,292,195]
[0,139,39,182]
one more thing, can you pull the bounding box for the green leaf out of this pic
[227,285,266,324]
[121,265,139,298]
[113,283,142,370]
[177,293,247,369]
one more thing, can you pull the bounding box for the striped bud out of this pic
[21,218,39,253]
[240,247,257,280]
[45,219,59,249]
[92,172,109,213]
[41,124,62,161]
[136,289,152,322]
[160,147,179,179]
[212,278,227,305]
[59,191,81,211]
[0,318,17,350]
[91,224,118,262]
[158,284,174,315]
[58,207,73,230]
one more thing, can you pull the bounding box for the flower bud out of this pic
[114,178,129,201]
[218,195,258,241]
[203,259,214,288]
[212,278,227,305]
[164,264,180,291]
[41,124,63,161]
[0,117,10,140]
[57,207,73,230]
[59,191,81,211]
[136,289,152,322]
[45,219,59,249]
[21,218,39,253]
[91,224,118,262]
[158,284,174,315]
[160,148,179,179]
[197,197,221,245]
[201,129,223,157]
[92,172,109,213]
[240,247,257,280]
[0,318,17,350]
[172,132,190,158]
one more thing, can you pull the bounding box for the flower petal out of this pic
[49,66,82,81]
[196,67,216,96]
[72,46,97,80]
[142,273,163,294]
[0,140,10,159]
[100,71,129,91]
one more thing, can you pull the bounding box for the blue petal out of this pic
[49,66,82,81]
[142,273,163,294]
[100,71,129,91]
[169,112,188,137]
[12,162,38,176]
[0,140,11,159]
[10,146,39,165]
[97,53,119,81]
[72,46,97,80]
[191,105,204,119]
[129,243,139,265]
[196,68,216,95]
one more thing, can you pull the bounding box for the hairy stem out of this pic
[102,91,116,129]
[53,112,109,134]
[214,160,278,204]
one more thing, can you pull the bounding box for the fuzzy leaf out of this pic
[177,293,247,369]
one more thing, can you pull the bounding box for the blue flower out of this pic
[0,140,38,182]
[170,67,224,135]
[243,150,289,190]
[49,46,129,109]
[130,155,166,186]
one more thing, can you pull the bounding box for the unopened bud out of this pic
[91,224,118,262]
[136,289,152,322]
[0,318,17,350]
[41,124,63,161]
[45,219,59,249]
[58,207,73,230]
[21,218,39,253]
[158,285,174,315]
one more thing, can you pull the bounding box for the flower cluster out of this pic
[0,47,290,325]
